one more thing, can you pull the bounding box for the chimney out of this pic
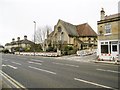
[12,38,15,42]
[17,37,20,41]
[101,8,105,20]
[24,35,27,40]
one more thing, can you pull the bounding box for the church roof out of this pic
[76,23,97,37]
[56,19,97,37]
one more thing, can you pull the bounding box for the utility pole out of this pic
[33,21,36,56]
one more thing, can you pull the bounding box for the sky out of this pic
[0,0,119,45]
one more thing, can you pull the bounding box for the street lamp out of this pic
[17,37,20,54]
[33,21,36,56]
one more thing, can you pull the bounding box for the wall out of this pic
[53,22,69,44]
[98,20,119,40]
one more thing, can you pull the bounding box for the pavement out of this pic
[54,53,120,65]
[1,54,119,89]
[95,60,120,65]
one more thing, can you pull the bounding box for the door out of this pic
[111,42,118,58]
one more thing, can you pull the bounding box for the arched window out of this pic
[61,32,64,43]
[57,26,62,32]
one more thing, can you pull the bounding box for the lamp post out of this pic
[17,37,20,54]
[33,21,36,56]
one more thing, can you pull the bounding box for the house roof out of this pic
[105,13,120,20]
[48,31,54,38]
[76,23,97,37]
[59,19,79,37]
[5,39,34,46]
[0,45,4,48]
[75,38,83,44]
[20,39,34,44]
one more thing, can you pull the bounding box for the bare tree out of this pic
[32,25,52,51]
[34,27,43,44]
[34,25,52,44]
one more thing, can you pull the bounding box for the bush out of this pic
[3,49,9,53]
[64,45,73,51]
[46,47,54,52]
[62,45,74,55]
[53,48,57,52]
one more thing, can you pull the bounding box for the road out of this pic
[1,54,119,89]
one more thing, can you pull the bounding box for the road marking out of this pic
[11,62,21,65]
[31,59,44,62]
[55,57,90,62]
[0,70,27,89]
[2,64,18,69]
[7,65,18,69]
[96,68,120,74]
[2,64,7,67]
[3,60,8,61]
[28,61,42,65]
[28,66,56,75]
[74,78,115,89]
[0,72,20,88]
[52,62,79,67]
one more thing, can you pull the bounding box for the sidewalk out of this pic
[95,60,120,65]
[55,54,97,62]
[55,54,120,65]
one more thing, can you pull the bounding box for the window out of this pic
[105,42,108,44]
[61,32,64,43]
[105,23,111,34]
[112,45,117,52]
[112,41,118,44]
[101,45,108,53]
[101,42,104,45]
[57,26,62,32]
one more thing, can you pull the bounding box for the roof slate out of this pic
[59,19,79,37]
[57,19,97,37]
[5,39,34,46]
[76,23,97,36]
[105,13,120,20]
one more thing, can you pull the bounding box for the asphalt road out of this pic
[1,54,120,89]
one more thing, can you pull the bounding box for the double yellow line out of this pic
[0,70,28,90]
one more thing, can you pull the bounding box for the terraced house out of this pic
[97,8,120,60]
[45,19,97,54]
[0,45,4,52]
[5,35,34,52]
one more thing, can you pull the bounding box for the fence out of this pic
[15,52,58,57]
[77,49,97,56]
